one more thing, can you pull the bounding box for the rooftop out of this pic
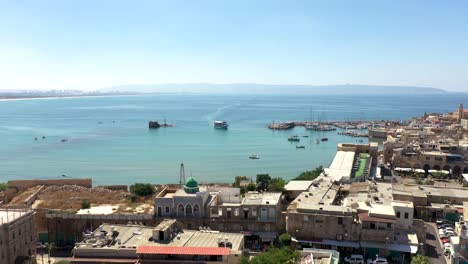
[284,180,314,191]
[75,222,244,252]
[0,209,33,225]
[242,192,281,205]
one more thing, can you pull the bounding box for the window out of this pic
[315,219,323,224]
[337,217,343,225]
[165,206,170,213]
[387,223,391,228]
[370,222,376,229]
[404,212,409,219]
[234,208,239,216]
[269,208,275,218]
[218,208,223,216]
[303,215,309,221]
[396,211,401,218]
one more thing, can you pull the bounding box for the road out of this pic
[425,223,448,264]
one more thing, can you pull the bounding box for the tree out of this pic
[246,182,256,192]
[411,255,430,264]
[279,233,291,246]
[256,174,271,190]
[0,182,6,192]
[233,176,249,187]
[246,247,300,264]
[81,199,90,209]
[269,177,286,192]
[294,166,324,180]
[130,183,154,196]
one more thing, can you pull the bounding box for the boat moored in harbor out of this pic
[288,135,300,142]
[320,137,329,141]
[249,155,260,159]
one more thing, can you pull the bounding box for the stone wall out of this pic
[5,179,92,202]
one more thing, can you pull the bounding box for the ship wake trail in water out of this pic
[203,103,240,123]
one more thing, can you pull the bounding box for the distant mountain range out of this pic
[100,83,447,95]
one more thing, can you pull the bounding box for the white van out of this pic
[344,254,365,264]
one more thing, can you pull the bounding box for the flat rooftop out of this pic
[0,209,33,225]
[284,180,314,191]
[324,151,355,181]
[75,223,243,251]
[242,192,281,205]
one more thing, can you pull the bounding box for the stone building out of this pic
[154,177,210,219]
[154,178,284,241]
[0,208,36,264]
[286,179,421,259]
[72,219,244,264]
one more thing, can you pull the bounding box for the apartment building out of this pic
[72,219,244,264]
[154,178,284,240]
[286,178,421,260]
[0,208,36,264]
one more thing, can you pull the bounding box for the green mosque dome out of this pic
[185,177,199,188]
[184,177,199,193]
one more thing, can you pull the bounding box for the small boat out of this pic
[302,135,309,138]
[321,137,328,141]
[34,137,38,140]
[42,136,46,139]
[61,139,68,142]
[98,122,103,124]
[249,155,260,159]
[296,145,305,149]
[288,136,300,142]
[214,121,229,129]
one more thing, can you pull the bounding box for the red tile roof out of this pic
[136,246,230,256]
[358,212,396,224]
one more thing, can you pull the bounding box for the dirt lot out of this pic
[18,185,155,214]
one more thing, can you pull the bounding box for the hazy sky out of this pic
[1,0,467,91]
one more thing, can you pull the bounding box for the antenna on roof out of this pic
[180,163,185,185]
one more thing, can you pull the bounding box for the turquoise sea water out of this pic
[0,93,466,185]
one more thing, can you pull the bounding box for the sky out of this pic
[0,0,467,92]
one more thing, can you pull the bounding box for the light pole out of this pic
[47,243,54,264]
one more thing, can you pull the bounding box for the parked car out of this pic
[344,254,365,264]
[444,231,456,237]
[441,238,450,244]
[436,219,445,225]
[367,256,388,264]
[439,223,454,229]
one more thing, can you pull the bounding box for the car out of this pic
[367,256,388,264]
[439,224,454,229]
[444,242,451,247]
[436,219,445,225]
[344,254,365,264]
[444,227,455,231]
[441,238,450,244]
[444,231,456,236]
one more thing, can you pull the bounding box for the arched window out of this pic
[193,204,200,217]
[177,204,185,216]
[185,204,193,216]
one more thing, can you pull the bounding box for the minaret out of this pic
[179,163,185,186]
[458,103,464,123]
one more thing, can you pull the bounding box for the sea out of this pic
[0,93,466,185]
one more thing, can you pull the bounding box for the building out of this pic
[154,177,284,238]
[322,143,378,183]
[0,208,36,264]
[72,219,244,264]
[286,175,421,260]
[284,180,314,201]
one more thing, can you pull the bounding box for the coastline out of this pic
[0,93,141,102]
